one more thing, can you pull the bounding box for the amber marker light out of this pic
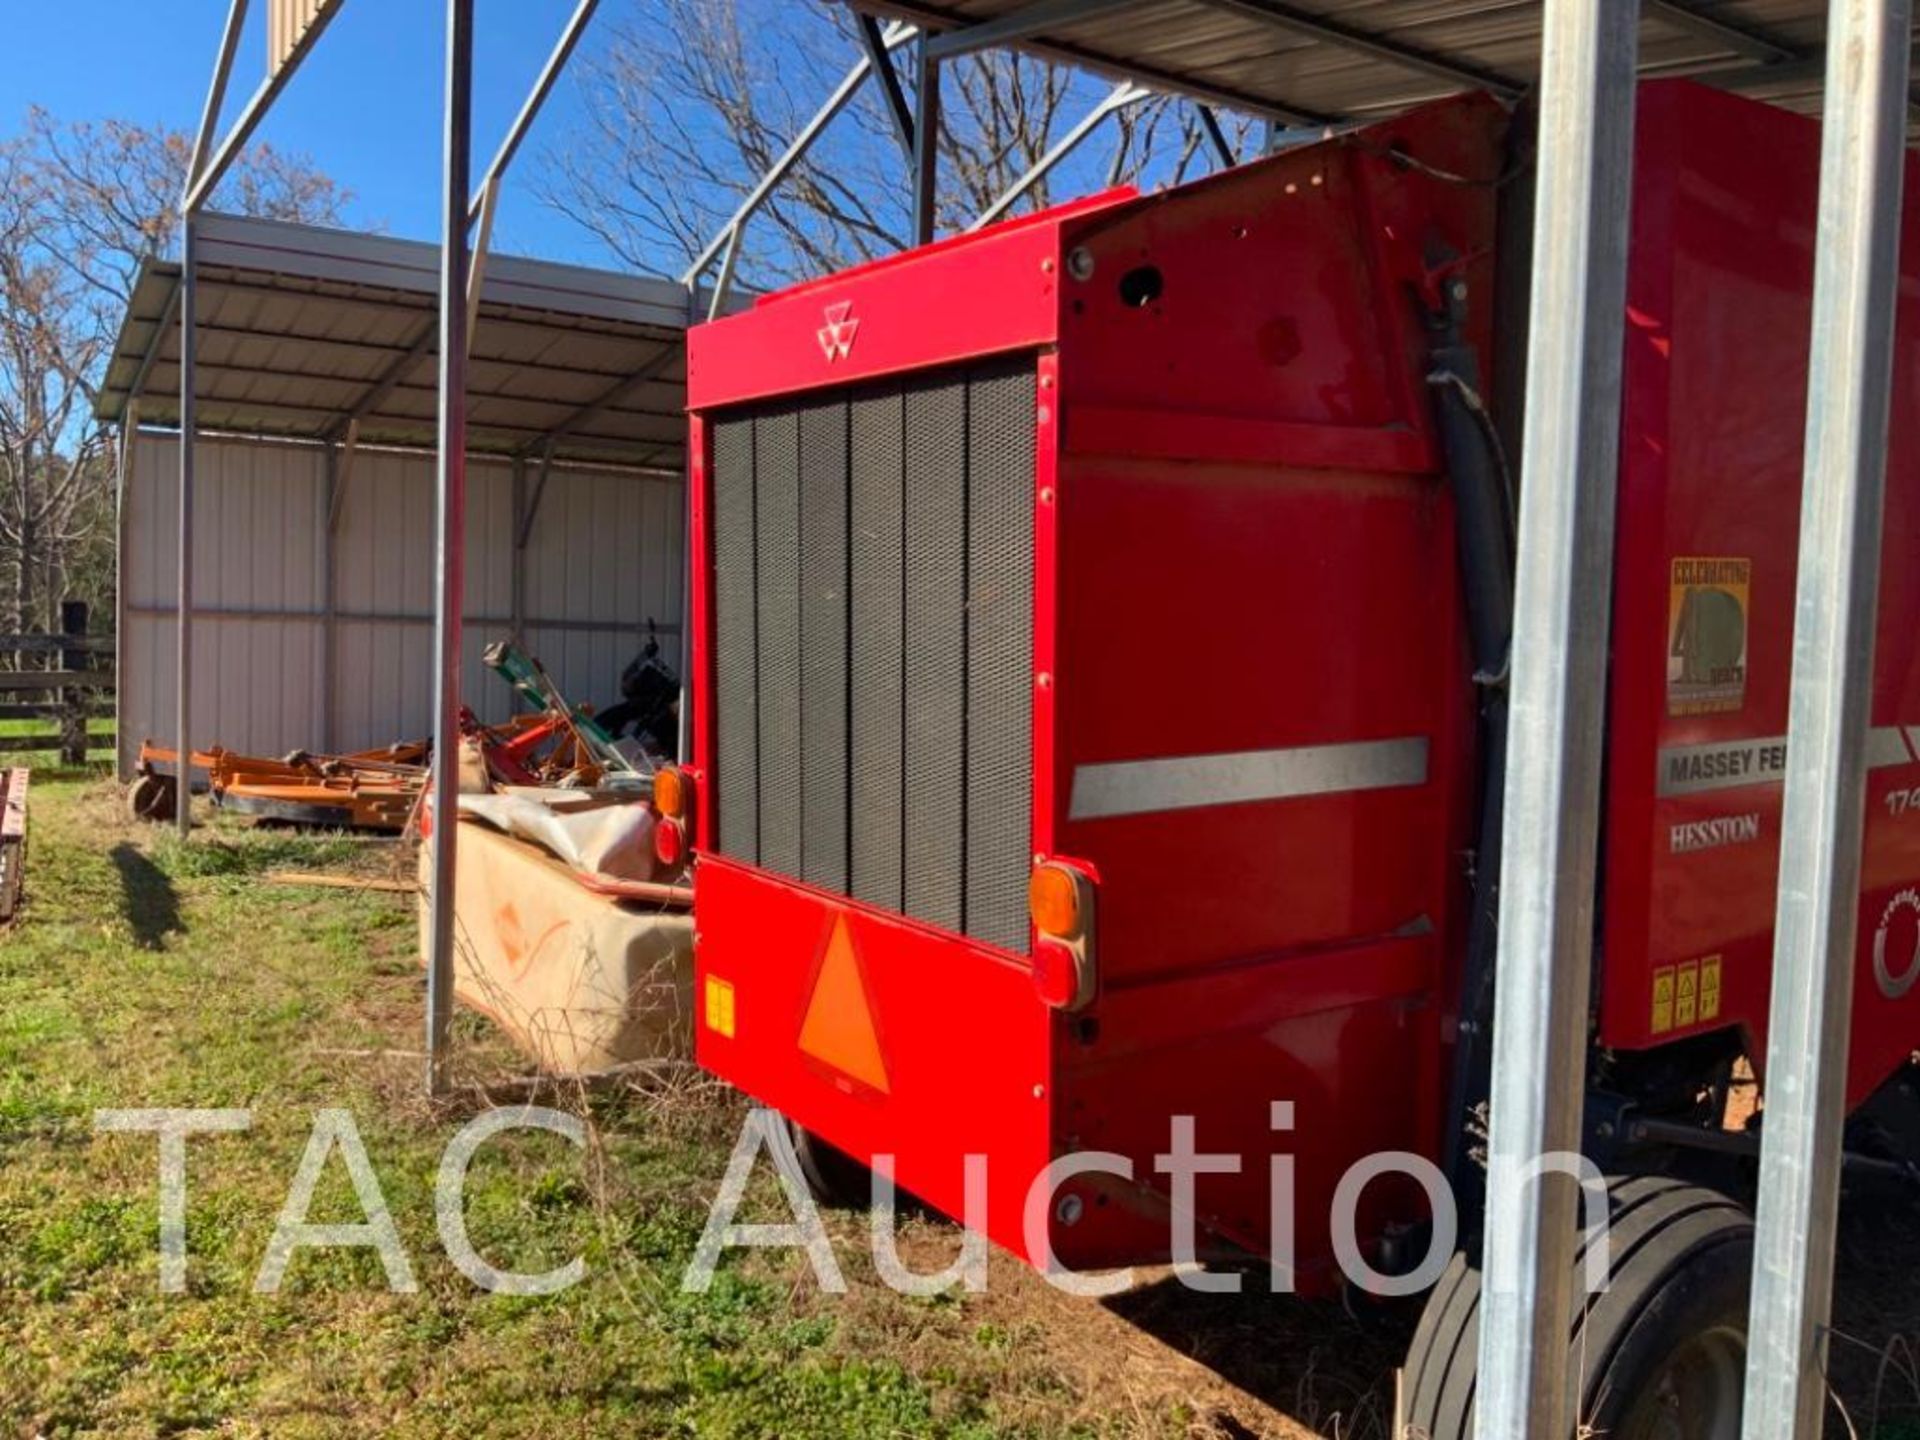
[652,765,688,820]
[1029,863,1082,939]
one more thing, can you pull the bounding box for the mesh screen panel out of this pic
[964,367,1038,950]
[848,391,906,911]
[706,356,1035,951]
[753,412,802,877]
[711,416,758,861]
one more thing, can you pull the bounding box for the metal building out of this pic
[95,213,689,775]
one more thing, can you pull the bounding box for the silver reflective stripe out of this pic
[1068,736,1429,821]
[1656,726,1915,797]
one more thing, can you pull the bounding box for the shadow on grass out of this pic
[110,842,182,950]
[1102,1275,1405,1439]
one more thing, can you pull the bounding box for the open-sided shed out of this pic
[94,212,690,774]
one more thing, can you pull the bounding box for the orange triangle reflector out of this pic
[797,915,891,1095]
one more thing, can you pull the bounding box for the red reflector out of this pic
[653,817,685,868]
[1032,936,1080,1009]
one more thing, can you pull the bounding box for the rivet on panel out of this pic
[1039,486,1055,505]
[1036,672,1052,690]
[1041,257,1056,274]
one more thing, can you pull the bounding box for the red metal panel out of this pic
[1598,82,1920,1108]
[694,857,1055,1258]
[688,210,1097,413]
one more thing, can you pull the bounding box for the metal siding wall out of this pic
[123,432,326,766]
[121,432,679,773]
[522,465,685,722]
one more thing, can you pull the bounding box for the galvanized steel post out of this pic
[426,0,475,1096]
[912,31,941,246]
[1743,2,1913,1435]
[175,214,197,840]
[1475,2,1640,1438]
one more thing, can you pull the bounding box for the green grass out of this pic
[0,775,1313,1440]
[0,713,115,770]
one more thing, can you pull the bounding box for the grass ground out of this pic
[6,769,1920,1438]
[0,772,1392,1440]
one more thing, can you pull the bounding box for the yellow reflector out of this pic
[703,976,736,1038]
[653,766,688,819]
[1028,864,1081,939]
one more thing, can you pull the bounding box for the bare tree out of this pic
[541,0,1248,291]
[0,111,347,645]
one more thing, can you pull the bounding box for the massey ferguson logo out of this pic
[817,301,859,362]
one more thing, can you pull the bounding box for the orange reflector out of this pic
[797,915,891,1095]
[652,766,688,819]
[1028,864,1081,938]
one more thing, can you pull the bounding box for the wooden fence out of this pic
[1,601,116,766]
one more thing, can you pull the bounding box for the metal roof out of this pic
[852,0,1905,127]
[97,212,694,472]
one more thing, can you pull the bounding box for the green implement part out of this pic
[481,641,643,778]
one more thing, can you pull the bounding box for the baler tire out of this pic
[766,1112,872,1210]
[1400,1175,1752,1440]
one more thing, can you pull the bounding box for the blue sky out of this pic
[2,0,622,266]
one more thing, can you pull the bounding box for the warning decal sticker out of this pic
[1651,957,1720,1036]
[1651,965,1676,1034]
[1668,557,1751,716]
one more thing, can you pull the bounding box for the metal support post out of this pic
[510,457,528,644]
[681,22,916,283]
[971,81,1150,230]
[467,0,598,224]
[709,224,745,321]
[321,442,339,753]
[426,0,475,1097]
[677,282,698,765]
[912,32,941,246]
[857,12,916,160]
[1196,104,1236,168]
[1743,3,1913,1436]
[175,214,198,838]
[1474,3,1640,1439]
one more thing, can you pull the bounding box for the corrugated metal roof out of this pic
[96,213,695,471]
[853,0,1902,128]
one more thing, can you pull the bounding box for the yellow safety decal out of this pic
[1674,959,1700,1029]
[1651,965,1676,1035]
[1699,956,1722,1022]
[704,976,736,1038]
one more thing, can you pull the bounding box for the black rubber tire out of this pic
[763,1110,873,1210]
[127,772,177,824]
[1402,1175,1752,1440]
